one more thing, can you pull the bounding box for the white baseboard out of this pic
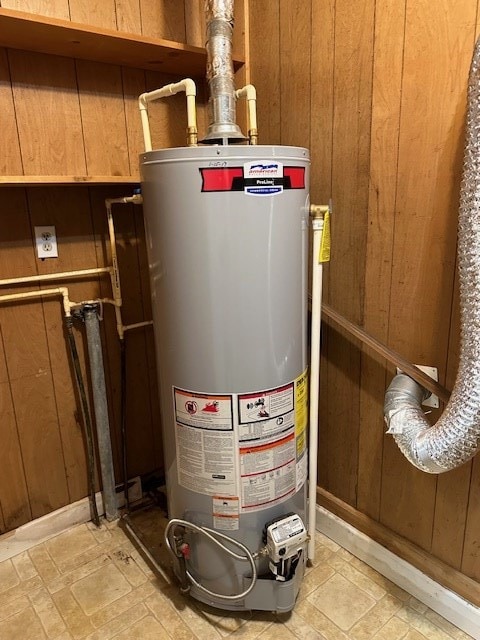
[316,505,480,640]
[0,476,142,563]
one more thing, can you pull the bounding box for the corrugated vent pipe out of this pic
[202,0,245,143]
[383,39,480,473]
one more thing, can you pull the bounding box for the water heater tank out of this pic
[141,144,310,612]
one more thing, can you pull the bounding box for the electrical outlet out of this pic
[35,225,58,259]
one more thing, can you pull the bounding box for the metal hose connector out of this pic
[203,0,245,143]
[165,518,257,601]
[383,38,480,473]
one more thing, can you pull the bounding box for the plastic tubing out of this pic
[139,79,198,151]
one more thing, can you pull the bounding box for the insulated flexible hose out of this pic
[165,518,257,601]
[383,38,480,472]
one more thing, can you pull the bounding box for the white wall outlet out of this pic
[35,225,58,259]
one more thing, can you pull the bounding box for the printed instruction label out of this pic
[213,496,240,531]
[243,161,284,196]
[173,373,308,517]
[174,388,237,497]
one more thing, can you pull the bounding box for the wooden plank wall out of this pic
[249,0,480,604]
[0,0,247,533]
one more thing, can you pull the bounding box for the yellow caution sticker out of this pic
[319,209,331,263]
[295,369,308,457]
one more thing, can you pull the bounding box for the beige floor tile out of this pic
[0,558,21,594]
[226,613,275,639]
[90,581,156,628]
[279,609,329,639]
[46,525,98,567]
[298,561,336,599]
[29,587,67,638]
[146,589,197,640]
[331,558,387,601]
[403,631,429,640]
[0,605,47,640]
[0,575,43,609]
[407,596,429,614]
[70,562,132,616]
[29,546,61,583]
[86,521,113,545]
[52,588,95,639]
[0,594,30,622]
[295,599,349,640]
[349,594,402,640]
[397,606,456,640]
[85,603,148,640]
[157,584,223,640]
[47,554,111,595]
[315,533,341,552]
[113,614,170,639]
[348,557,410,602]
[424,610,474,639]
[308,573,376,631]
[109,547,148,588]
[256,620,297,639]
[12,551,38,581]
[372,616,410,639]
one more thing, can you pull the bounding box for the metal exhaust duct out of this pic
[383,38,480,473]
[202,0,246,143]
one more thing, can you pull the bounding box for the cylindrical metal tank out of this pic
[141,145,310,611]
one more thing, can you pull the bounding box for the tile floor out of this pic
[0,506,474,640]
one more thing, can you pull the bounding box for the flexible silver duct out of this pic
[203,0,245,142]
[383,39,480,473]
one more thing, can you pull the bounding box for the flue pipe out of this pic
[383,38,480,473]
[202,0,245,143]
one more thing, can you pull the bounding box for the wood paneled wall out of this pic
[249,0,480,603]
[0,185,162,531]
[0,0,247,533]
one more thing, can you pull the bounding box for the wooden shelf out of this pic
[0,175,141,187]
[0,8,244,74]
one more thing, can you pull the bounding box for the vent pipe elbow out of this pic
[383,37,480,473]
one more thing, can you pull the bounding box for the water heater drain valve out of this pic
[264,514,308,582]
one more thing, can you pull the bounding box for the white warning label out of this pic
[174,388,237,497]
[213,496,240,531]
[238,382,294,444]
[240,432,296,512]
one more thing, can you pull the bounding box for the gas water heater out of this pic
[139,1,314,613]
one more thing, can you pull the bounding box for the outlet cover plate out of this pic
[35,225,58,259]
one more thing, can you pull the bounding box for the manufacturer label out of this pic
[199,165,305,194]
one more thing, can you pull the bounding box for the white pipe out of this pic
[0,267,111,288]
[308,215,324,563]
[139,79,197,151]
[235,85,258,144]
[123,320,153,332]
[105,194,143,340]
[0,287,73,317]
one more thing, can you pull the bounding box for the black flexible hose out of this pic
[65,316,101,527]
[120,338,130,511]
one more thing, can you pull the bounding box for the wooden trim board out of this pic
[0,477,141,562]
[317,487,480,606]
[316,503,480,639]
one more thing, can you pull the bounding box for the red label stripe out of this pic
[200,168,243,192]
[284,167,305,189]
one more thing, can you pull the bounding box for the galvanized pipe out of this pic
[83,304,119,520]
[384,38,480,473]
[203,0,245,143]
